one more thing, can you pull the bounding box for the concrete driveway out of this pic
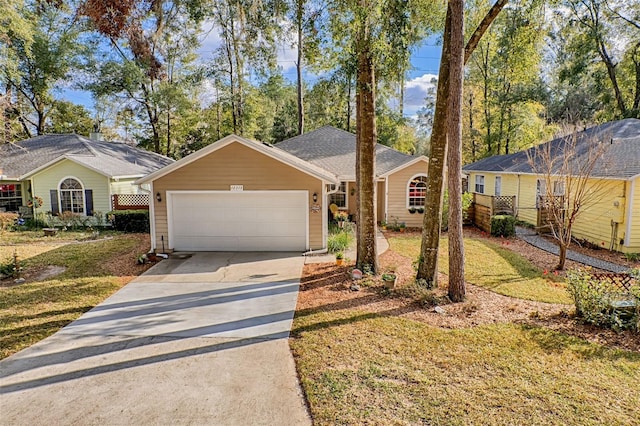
[0,252,311,425]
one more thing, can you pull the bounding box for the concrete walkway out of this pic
[0,252,311,425]
[516,227,630,273]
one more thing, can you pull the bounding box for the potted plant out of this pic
[334,211,349,228]
[382,272,397,289]
[380,220,387,230]
[399,222,406,233]
[408,206,416,214]
[416,206,425,214]
[335,252,344,266]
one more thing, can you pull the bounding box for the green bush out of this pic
[328,228,353,253]
[441,191,473,231]
[566,268,639,331]
[108,210,150,233]
[490,215,516,237]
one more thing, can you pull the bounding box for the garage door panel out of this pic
[169,192,307,251]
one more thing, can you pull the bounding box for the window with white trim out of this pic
[59,178,84,214]
[475,175,485,194]
[0,183,22,212]
[408,175,427,207]
[329,182,347,209]
[494,176,502,196]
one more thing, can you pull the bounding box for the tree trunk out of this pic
[296,0,304,135]
[355,17,378,274]
[597,38,627,116]
[417,0,506,288]
[557,243,567,270]
[416,6,451,288]
[447,0,465,302]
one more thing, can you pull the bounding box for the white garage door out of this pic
[168,191,308,251]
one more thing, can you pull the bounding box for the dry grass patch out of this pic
[0,234,152,359]
[291,310,640,425]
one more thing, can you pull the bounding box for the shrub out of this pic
[328,228,353,253]
[490,215,516,237]
[624,252,640,262]
[0,212,18,232]
[441,191,473,231]
[566,268,639,331]
[108,210,150,233]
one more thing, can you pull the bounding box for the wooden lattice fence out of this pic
[111,194,149,210]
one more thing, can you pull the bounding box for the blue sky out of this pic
[59,32,441,120]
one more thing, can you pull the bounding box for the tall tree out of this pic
[417,0,507,288]
[82,0,204,154]
[3,1,85,138]
[446,0,465,301]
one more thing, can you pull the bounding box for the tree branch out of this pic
[464,0,508,64]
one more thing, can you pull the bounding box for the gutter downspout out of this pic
[624,178,635,248]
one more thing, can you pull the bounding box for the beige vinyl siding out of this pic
[153,142,324,250]
[30,159,110,215]
[110,178,143,195]
[386,160,429,228]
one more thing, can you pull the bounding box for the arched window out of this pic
[59,178,84,214]
[408,175,427,207]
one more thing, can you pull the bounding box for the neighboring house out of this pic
[137,126,429,252]
[277,126,430,228]
[463,118,640,254]
[0,134,174,219]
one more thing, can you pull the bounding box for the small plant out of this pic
[328,227,353,253]
[382,272,396,281]
[416,207,425,214]
[399,222,406,232]
[0,250,21,278]
[566,268,639,331]
[380,220,387,230]
[334,211,349,222]
[408,206,416,214]
[623,252,640,262]
[335,252,344,260]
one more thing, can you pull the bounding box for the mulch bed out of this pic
[298,228,640,353]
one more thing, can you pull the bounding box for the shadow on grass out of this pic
[519,323,640,362]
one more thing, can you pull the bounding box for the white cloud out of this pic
[403,73,438,115]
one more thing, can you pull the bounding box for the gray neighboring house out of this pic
[0,134,173,218]
[277,126,430,227]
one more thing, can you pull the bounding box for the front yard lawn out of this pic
[291,232,639,425]
[389,235,571,304]
[292,311,640,425]
[0,233,152,359]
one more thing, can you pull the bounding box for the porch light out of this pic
[156,192,162,202]
[313,192,318,203]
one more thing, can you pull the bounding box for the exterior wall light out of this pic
[313,192,318,203]
[156,192,162,202]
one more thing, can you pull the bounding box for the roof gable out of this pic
[135,134,338,185]
[276,126,425,179]
[0,134,173,180]
[463,118,640,180]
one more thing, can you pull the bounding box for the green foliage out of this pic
[566,268,639,331]
[490,215,516,237]
[623,253,640,262]
[328,227,353,254]
[441,191,473,231]
[108,210,150,233]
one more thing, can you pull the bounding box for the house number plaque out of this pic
[230,185,244,192]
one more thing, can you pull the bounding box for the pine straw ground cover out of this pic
[0,234,153,359]
[291,230,640,425]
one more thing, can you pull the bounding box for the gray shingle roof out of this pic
[276,126,420,180]
[463,118,640,179]
[0,134,174,180]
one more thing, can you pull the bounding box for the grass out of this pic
[0,229,119,245]
[0,234,149,359]
[291,309,640,425]
[389,235,571,304]
[327,223,355,254]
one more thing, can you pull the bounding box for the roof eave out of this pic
[378,155,429,178]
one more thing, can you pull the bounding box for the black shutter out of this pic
[85,189,93,216]
[50,190,59,215]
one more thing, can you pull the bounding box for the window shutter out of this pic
[50,190,59,215]
[85,189,93,216]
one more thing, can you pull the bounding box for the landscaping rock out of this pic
[434,306,446,315]
[350,283,360,291]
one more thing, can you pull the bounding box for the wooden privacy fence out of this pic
[472,194,516,232]
[111,194,149,210]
